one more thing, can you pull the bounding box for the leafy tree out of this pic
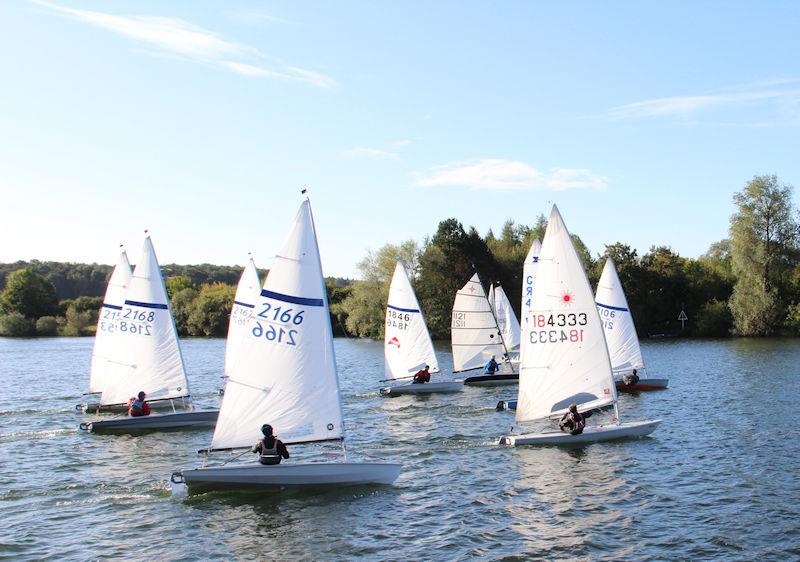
[170,287,198,336]
[0,268,59,319]
[187,283,235,336]
[693,299,732,337]
[0,312,35,337]
[35,316,61,336]
[729,175,797,335]
[166,275,196,300]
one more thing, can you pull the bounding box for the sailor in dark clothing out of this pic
[559,403,593,435]
[622,368,640,386]
[251,424,290,465]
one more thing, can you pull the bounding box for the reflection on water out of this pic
[1,336,800,559]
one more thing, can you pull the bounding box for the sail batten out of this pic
[384,262,439,380]
[515,207,617,423]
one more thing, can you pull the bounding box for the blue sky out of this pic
[1,1,799,277]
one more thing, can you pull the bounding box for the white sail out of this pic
[384,262,439,380]
[451,273,507,372]
[516,206,617,422]
[211,200,344,450]
[100,235,191,406]
[89,249,132,394]
[490,284,521,351]
[595,258,644,378]
[519,238,542,360]
[224,257,262,377]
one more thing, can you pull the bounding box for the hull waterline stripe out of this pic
[233,300,255,308]
[387,304,420,313]
[102,303,123,310]
[124,300,169,310]
[260,289,324,307]
[596,301,628,312]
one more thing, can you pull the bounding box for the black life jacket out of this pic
[259,437,281,465]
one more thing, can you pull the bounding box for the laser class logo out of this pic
[387,337,400,348]
[561,291,574,306]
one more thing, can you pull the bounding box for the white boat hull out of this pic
[499,419,661,446]
[77,398,194,415]
[173,461,401,490]
[79,410,219,432]
[380,381,463,396]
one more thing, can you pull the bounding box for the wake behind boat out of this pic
[499,206,660,447]
[79,234,218,433]
[172,196,400,492]
[380,261,462,396]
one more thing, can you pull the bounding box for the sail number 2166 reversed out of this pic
[252,303,305,346]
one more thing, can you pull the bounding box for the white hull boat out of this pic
[499,419,661,446]
[80,410,219,432]
[380,381,463,396]
[78,397,193,415]
[173,461,401,490]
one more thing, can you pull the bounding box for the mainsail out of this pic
[451,273,507,372]
[89,248,131,394]
[384,262,439,380]
[595,258,644,378]
[210,199,344,449]
[100,235,190,406]
[515,206,617,422]
[224,257,262,377]
[489,284,521,352]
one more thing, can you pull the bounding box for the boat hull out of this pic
[615,378,669,391]
[380,381,463,396]
[499,419,661,446]
[174,462,401,491]
[79,410,219,432]
[77,397,194,415]
[463,373,518,386]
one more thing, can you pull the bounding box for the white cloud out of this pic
[416,159,607,191]
[609,81,800,119]
[342,147,400,161]
[32,0,336,89]
[392,139,412,147]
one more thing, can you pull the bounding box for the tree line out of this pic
[1,175,797,339]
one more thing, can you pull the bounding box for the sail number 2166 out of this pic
[252,303,305,346]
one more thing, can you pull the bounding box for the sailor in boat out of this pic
[251,424,290,465]
[558,404,594,435]
[621,368,640,387]
[483,355,500,375]
[412,365,431,384]
[127,391,151,417]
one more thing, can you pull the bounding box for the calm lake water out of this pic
[1,336,799,560]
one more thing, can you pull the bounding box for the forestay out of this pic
[489,284,521,352]
[384,262,439,380]
[519,239,542,360]
[595,258,644,377]
[515,206,617,423]
[100,235,191,406]
[210,200,344,450]
[224,257,262,377]
[451,273,507,372]
[89,249,131,394]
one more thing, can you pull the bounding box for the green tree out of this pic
[35,316,61,336]
[170,286,198,336]
[0,268,59,319]
[187,283,235,336]
[166,275,196,300]
[729,175,797,335]
[0,312,35,336]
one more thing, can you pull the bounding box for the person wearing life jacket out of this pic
[622,368,640,387]
[128,391,151,417]
[559,403,593,435]
[251,424,290,465]
[412,365,431,384]
[483,355,500,375]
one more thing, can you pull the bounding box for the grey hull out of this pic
[80,410,219,433]
[499,419,661,446]
[173,462,401,491]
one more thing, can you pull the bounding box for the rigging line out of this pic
[227,378,271,392]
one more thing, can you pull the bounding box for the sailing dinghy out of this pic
[79,234,218,432]
[380,262,462,396]
[171,198,400,491]
[498,206,660,446]
[452,273,517,386]
[596,259,668,391]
